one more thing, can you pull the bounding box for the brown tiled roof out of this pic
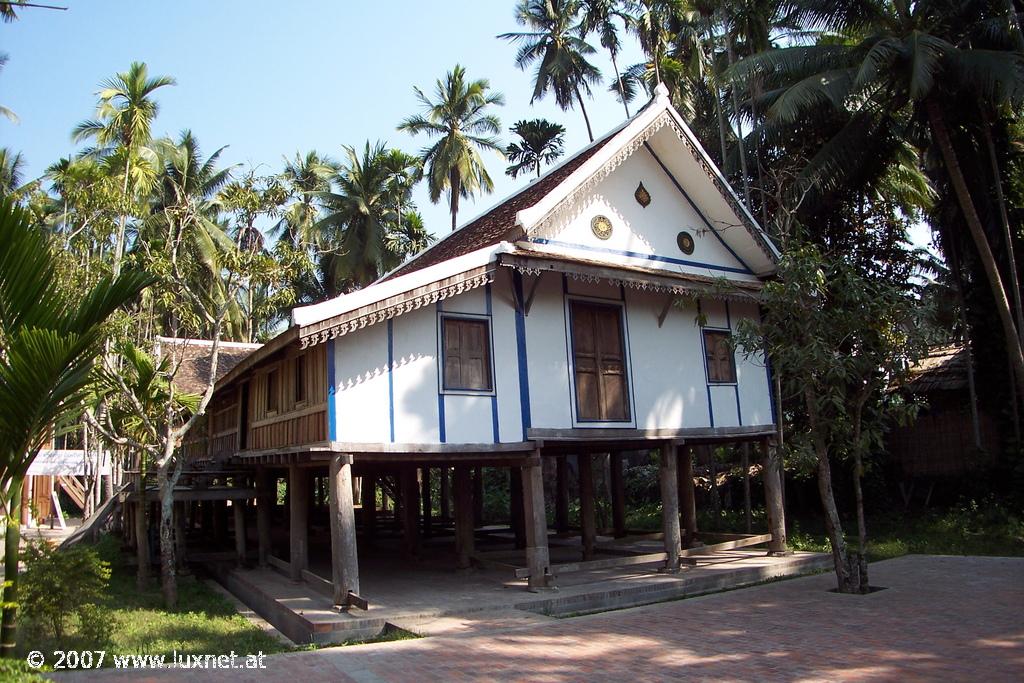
[383,135,614,281]
[902,344,967,394]
[158,339,262,396]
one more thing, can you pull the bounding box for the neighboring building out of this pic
[149,85,787,609]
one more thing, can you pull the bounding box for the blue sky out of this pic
[0,1,646,237]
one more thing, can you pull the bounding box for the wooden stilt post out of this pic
[174,502,187,569]
[578,453,596,560]
[610,452,627,538]
[510,467,526,549]
[400,466,420,558]
[288,464,309,581]
[421,467,432,538]
[233,499,247,567]
[660,441,682,572]
[677,445,699,547]
[521,452,553,590]
[328,454,360,608]
[555,455,570,534]
[439,467,450,521]
[473,466,484,525]
[361,474,377,541]
[256,468,272,567]
[453,465,474,569]
[742,442,752,534]
[761,438,788,554]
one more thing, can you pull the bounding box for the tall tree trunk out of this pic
[574,87,595,143]
[449,169,461,232]
[158,459,178,609]
[949,239,984,449]
[0,476,23,658]
[113,154,133,278]
[927,99,1024,399]
[610,51,630,118]
[725,34,753,210]
[851,396,870,593]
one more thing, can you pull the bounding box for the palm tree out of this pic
[739,0,1024,399]
[0,54,18,123]
[275,151,336,249]
[316,142,400,289]
[379,148,423,234]
[398,65,505,231]
[500,0,603,142]
[580,0,632,117]
[0,198,151,656]
[73,62,176,277]
[625,0,685,87]
[0,148,25,196]
[506,119,567,178]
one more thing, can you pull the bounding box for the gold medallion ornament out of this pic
[677,231,695,255]
[591,215,613,240]
[634,182,651,208]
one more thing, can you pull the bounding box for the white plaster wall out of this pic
[390,305,440,443]
[529,150,758,283]
[333,323,390,443]
[522,273,574,429]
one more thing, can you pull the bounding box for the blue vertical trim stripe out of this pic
[513,272,532,439]
[485,284,500,442]
[697,299,715,428]
[726,300,742,426]
[436,300,446,442]
[387,318,395,443]
[326,338,337,441]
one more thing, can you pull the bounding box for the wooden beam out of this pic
[516,552,671,578]
[660,442,682,572]
[578,454,596,561]
[521,457,553,590]
[679,533,772,556]
[453,466,474,569]
[657,294,675,328]
[529,425,776,442]
[288,464,309,581]
[328,453,360,607]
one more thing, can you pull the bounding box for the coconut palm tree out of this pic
[0,148,25,197]
[379,148,423,234]
[506,119,567,178]
[275,151,336,249]
[73,62,176,276]
[0,198,151,656]
[580,0,633,117]
[398,65,505,231]
[0,54,18,123]
[500,0,603,142]
[738,0,1024,399]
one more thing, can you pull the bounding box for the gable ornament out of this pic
[634,182,652,208]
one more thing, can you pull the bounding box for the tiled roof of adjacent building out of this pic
[154,337,263,396]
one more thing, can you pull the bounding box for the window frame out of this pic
[265,366,280,415]
[702,328,738,385]
[564,294,636,428]
[437,312,497,396]
[293,354,307,406]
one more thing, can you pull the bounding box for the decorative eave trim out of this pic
[497,253,761,303]
[298,266,496,348]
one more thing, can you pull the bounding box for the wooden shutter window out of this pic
[704,330,736,383]
[571,301,631,422]
[442,317,493,391]
[294,355,306,403]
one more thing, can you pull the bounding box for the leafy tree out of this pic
[0,198,151,655]
[19,539,110,640]
[398,65,505,231]
[505,118,567,178]
[500,0,603,141]
[0,148,25,197]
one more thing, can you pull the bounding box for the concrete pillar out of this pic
[555,455,570,534]
[659,442,682,572]
[761,438,788,554]
[421,467,432,538]
[578,453,596,560]
[256,468,272,567]
[361,474,377,541]
[453,465,474,569]
[521,456,552,590]
[328,454,360,607]
[610,453,627,538]
[510,467,526,549]
[233,499,247,567]
[288,464,309,581]
[677,445,698,546]
[400,466,420,558]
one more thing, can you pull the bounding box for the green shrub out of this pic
[20,540,110,639]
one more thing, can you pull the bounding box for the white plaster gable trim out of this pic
[292,242,514,329]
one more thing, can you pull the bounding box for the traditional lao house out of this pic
[168,86,788,612]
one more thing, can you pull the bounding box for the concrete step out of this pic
[389,608,557,637]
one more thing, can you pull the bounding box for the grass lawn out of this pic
[625,497,1024,562]
[16,534,293,666]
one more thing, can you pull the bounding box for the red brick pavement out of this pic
[58,555,1023,682]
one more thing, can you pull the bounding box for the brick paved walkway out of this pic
[60,555,1023,682]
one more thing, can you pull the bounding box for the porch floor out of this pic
[212,532,832,645]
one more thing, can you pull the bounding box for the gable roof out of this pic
[384,84,779,281]
[154,337,263,396]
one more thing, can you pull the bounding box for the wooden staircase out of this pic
[57,475,86,510]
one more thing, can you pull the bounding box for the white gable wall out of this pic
[524,144,759,284]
